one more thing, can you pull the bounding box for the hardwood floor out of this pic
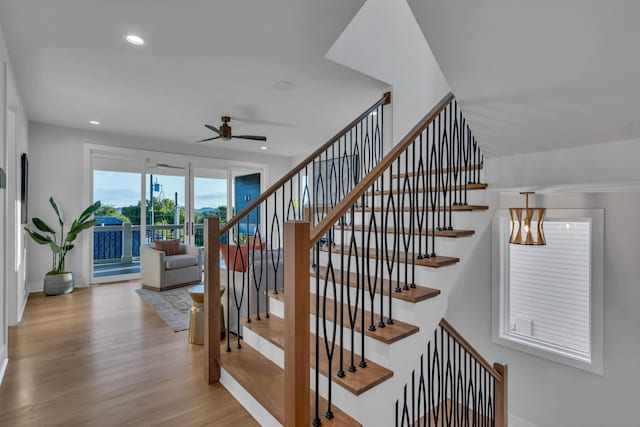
[0,281,258,427]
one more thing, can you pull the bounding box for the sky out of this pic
[93,171,227,209]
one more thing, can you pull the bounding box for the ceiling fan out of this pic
[196,116,267,143]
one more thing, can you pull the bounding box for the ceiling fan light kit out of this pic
[197,116,267,144]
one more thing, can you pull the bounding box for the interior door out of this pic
[233,172,261,238]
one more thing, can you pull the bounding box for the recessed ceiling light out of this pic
[260,146,268,150]
[273,81,295,91]
[89,120,101,125]
[125,34,145,46]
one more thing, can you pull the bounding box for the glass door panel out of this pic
[92,170,142,281]
[145,173,186,245]
[192,174,228,248]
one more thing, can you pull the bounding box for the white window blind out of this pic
[508,220,591,360]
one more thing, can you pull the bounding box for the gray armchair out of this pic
[141,244,202,291]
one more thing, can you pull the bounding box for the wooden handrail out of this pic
[220,91,391,235]
[308,92,455,247]
[439,318,503,381]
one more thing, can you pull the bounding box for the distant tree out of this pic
[121,202,142,225]
[94,205,128,222]
[217,205,227,222]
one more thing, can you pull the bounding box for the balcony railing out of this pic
[93,223,190,264]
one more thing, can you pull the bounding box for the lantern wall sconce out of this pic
[509,192,546,245]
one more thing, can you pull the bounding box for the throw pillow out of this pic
[152,239,184,256]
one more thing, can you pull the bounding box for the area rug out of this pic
[135,285,198,332]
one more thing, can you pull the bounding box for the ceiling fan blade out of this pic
[233,135,267,141]
[196,136,221,143]
[204,124,221,134]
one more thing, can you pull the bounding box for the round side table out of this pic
[187,284,226,345]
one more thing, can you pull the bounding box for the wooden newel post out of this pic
[284,221,311,427]
[204,217,221,384]
[494,362,509,427]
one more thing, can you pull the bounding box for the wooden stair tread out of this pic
[312,266,441,303]
[341,225,475,238]
[220,341,360,426]
[269,292,419,344]
[351,204,489,213]
[241,315,393,395]
[319,245,460,268]
[368,183,487,196]
[392,164,483,179]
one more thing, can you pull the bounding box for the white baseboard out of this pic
[0,350,8,387]
[510,413,539,427]
[27,281,43,294]
[17,290,28,323]
[220,368,281,427]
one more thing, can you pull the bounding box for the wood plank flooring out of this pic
[0,281,258,427]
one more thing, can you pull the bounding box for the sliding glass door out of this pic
[89,150,261,283]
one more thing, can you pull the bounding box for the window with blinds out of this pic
[507,220,591,361]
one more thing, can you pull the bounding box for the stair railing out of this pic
[395,319,508,427]
[302,92,486,425]
[203,92,391,384]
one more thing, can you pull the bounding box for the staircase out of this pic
[201,92,508,427]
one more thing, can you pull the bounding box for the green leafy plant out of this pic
[24,197,101,274]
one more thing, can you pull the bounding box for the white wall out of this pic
[326,0,450,145]
[447,191,640,426]
[27,122,292,292]
[486,138,640,192]
[0,21,29,381]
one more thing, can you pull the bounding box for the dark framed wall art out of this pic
[20,153,28,224]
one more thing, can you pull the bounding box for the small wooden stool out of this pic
[188,284,225,345]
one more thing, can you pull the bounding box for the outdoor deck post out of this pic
[121,222,133,264]
[284,221,310,427]
[204,217,221,384]
[494,362,509,427]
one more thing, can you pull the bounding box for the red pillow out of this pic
[152,239,184,256]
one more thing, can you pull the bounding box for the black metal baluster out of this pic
[244,215,251,324]
[226,236,231,352]
[322,247,337,420]
[395,156,402,294]
[367,177,379,332]
[427,340,432,427]
[346,206,359,373]
[411,369,416,425]
[359,192,367,368]
[378,172,386,329]
[313,242,321,427]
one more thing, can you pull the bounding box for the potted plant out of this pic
[24,197,101,296]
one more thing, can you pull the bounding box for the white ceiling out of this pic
[0,0,387,157]
[408,0,640,157]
